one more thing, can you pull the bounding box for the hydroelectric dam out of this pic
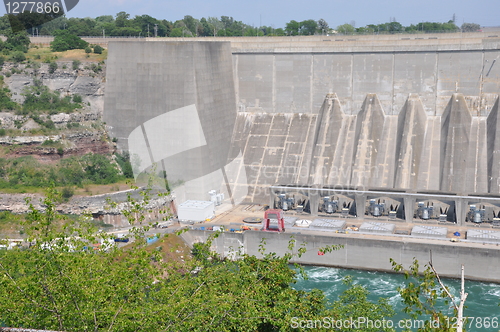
[104,33,500,225]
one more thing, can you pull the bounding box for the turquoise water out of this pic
[293,266,500,331]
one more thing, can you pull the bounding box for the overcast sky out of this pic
[5,0,500,28]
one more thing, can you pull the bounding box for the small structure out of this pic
[178,200,215,223]
[294,219,312,228]
[466,229,500,243]
[359,222,395,234]
[411,225,447,239]
[262,209,285,232]
[310,219,346,231]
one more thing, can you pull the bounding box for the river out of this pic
[293,266,500,331]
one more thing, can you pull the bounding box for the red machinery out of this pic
[262,209,285,232]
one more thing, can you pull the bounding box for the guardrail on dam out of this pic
[104,35,500,206]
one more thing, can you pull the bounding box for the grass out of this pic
[27,47,108,62]
[74,180,133,196]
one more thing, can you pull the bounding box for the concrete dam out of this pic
[104,34,500,211]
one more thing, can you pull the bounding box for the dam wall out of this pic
[182,229,500,283]
[104,41,237,201]
[104,35,500,205]
[233,47,500,116]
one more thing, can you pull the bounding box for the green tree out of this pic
[300,19,318,35]
[115,11,130,28]
[0,187,397,331]
[285,20,300,35]
[93,45,103,54]
[5,30,30,52]
[50,30,89,52]
[337,23,356,34]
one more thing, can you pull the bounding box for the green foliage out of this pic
[50,30,89,52]
[115,151,134,178]
[72,94,82,103]
[4,30,30,52]
[0,187,395,331]
[337,23,356,34]
[0,128,5,136]
[61,186,74,201]
[0,153,124,189]
[20,80,82,115]
[48,61,58,74]
[0,55,4,67]
[331,276,395,331]
[9,50,26,63]
[81,153,121,184]
[391,258,458,331]
[84,46,92,53]
[72,59,81,70]
[93,45,104,54]
[0,76,19,111]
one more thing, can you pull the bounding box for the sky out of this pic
[2,0,500,29]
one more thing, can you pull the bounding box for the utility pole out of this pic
[154,24,158,37]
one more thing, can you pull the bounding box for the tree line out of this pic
[0,12,483,38]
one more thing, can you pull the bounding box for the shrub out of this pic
[0,56,4,67]
[50,31,89,52]
[84,47,92,54]
[48,61,58,74]
[0,128,5,136]
[72,60,80,70]
[72,94,82,103]
[93,45,103,54]
[9,51,26,63]
[61,186,74,202]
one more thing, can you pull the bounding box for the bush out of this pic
[72,60,80,70]
[90,63,102,73]
[0,128,5,136]
[21,82,82,114]
[0,56,4,67]
[93,45,104,54]
[84,47,92,54]
[48,61,58,74]
[72,94,82,103]
[61,187,74,202]
[9,51,26,63]
[50,31,89,52]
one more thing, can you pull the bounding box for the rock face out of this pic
[0,189,174,228]
[0,61,111,162]
[3,61,105,114]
